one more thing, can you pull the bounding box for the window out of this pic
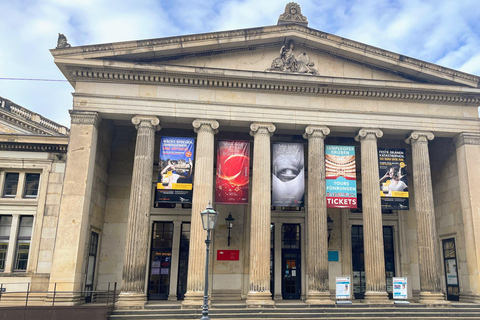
[24,173,40,198]
[3,173,19,197]
[14,216,33,271]
[0,216,12,270]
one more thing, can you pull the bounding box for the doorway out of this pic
[148,222,173,300]
[442,238,459,301]
[281,224,301,299]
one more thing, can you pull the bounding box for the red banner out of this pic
[215,141,250,204]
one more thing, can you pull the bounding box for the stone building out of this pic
[0,96,69,302]
[4,4,480,308]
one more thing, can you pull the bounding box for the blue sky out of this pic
[1,0,479,127]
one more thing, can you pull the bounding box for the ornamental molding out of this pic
[69,110,102,127]
[453,133,480,148]
[53,24,479,86]
[355,128,383,141]
[67,67,480,105]
[405,131,435,144]
[0,142,68,153]
[303,125,330,140]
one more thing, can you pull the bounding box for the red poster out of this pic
[215,141,250,204]
[217,250,240,261]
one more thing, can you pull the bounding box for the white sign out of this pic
[335,277,351,299]
[393,277,408,299]
[446,259,458,285]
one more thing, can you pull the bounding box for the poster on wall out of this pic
[325,145,357,208]
[272,143,305,207]
[156,137,195,204]
[378,148,409,210]
[215,140,250,204]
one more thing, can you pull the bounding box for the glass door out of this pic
[442,238,459,301]
[148,222,173,300]
[281,224,301,299]
[176,223,190,300]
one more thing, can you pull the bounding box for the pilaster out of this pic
[182,119,219,307]
[117,115,160,309]
[303,126,333,305]
[246,122,276,307]
[453,133,480,303]
[354,128,390,304]
[406,131,447,305]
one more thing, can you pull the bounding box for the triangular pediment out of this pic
[52,24,480,89]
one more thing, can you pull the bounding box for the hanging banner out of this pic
[379,148,409,210]
[325,145,357,208]
[272,143,305,207]
[215,140,250,204]
[156,137,195,203]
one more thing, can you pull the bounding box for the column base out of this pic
[306,291,335,305]
[363,291,393,304]
[115,292,147,309]
[460,293,480,303]
[418,292,449,305]
[246,291,275,307]
[182,291,204,308]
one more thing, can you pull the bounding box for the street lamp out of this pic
[327,215,334,245]
[200,202,218,320]
[225,212,234,247]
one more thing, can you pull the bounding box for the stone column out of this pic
[454,133,480,303]
[48,111,101,305]
[246,122,276,307]
[117,115,160,309]
[406,131,447,304]
[354,128,390,303]
[303,126,333,305]
[182,119,219,307]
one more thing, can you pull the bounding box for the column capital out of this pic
[69,110,101,127]
[354,128,383,142]
[405,131,434,145]
[303,125,330,140]
[192,119,219,134]
[249,122,276,137]
[132,115,161,131]
[453,132,480,149]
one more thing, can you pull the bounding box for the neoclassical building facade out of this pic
[4,4,480,308]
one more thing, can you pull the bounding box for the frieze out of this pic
[69,110,102,127]
[0,142,67,153]
[453,133,480,148]
[68,67,480,105]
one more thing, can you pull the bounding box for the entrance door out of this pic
[85,232,99,303]
[176,223,190,300]
[148,222,173,300]
[281,224,301,299]
[351,225,395,299]
[442,238,460,301]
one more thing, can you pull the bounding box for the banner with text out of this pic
[326,145,357,208]
[215,140,250,204]
[379,148,409,210]
[272,143,305,207]
[156,137,195,204]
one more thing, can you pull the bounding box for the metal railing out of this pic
[0,282,117,308]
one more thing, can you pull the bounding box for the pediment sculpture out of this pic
[266,40,318,75]
[56,33,71,49]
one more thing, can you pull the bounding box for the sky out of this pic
[1,0,479,127]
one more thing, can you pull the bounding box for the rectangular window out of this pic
[14,216,33,271]
[0,216,12,270]
[3,173,19,197]
[24,173,40,198]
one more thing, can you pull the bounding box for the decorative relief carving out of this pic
[56,33,71,49]
[303,125,330,139]
[277,2,308,26]
[405,131,434,144]
[249,122,276,137]
[355,128,383,141]
[267,40,318,75]
[131,115,161,131]
[69,110,101,127]
[192,119,219,134]
[453,133,480,148]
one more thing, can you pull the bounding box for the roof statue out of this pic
[56,33,71,49]
[266,40,318,75]
[277,2,308,26]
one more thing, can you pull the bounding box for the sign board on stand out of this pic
[335,277,351,303]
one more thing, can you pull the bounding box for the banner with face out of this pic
[379,148,409,210]
[272,143,305,207]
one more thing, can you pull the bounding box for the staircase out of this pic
[109,301,480,320]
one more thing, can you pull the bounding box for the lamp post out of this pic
[200,202,218,320]
[327,215,334,245]
[225,212,234,247]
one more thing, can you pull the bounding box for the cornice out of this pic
[68,66,480,105]
[0,110,63,136]
[52,24,479,87]
[0,142,68,153]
